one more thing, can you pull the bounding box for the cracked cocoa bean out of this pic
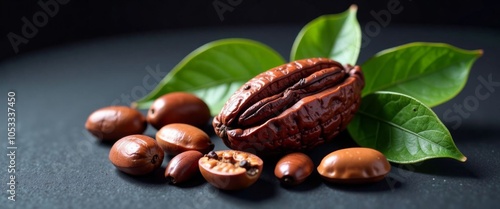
[198,150,263,190]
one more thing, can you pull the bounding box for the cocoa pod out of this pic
[213,58,364,155]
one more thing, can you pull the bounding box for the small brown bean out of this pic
[147,92,211,130]
[165,150,203,184]
[274,153,314,186]
[317,147,391,184]
[156,123,214,156]
[85,106,147,142]
[109,135,164,175]
[199,150,263,190]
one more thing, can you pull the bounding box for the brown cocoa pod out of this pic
[213,58,364,155]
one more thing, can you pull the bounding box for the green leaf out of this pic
[347,91,467,164]
[132,38,285,115]
[361,42,483,107]
[290,5,361,65]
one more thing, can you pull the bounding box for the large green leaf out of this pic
[361,42,482,107]
[347,91,467,163]
[290,5,361,65]
[132,38,285,115]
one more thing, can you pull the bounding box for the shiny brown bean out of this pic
[199,150,263,190]
[156,123,214,156]
[147,92,211,130]
[274,153,314,186]
[109,135,164,175]
[317,147,391,184]
[85,106,147,142]
[165,150,203,184]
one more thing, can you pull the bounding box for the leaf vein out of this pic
[357,109,449,151]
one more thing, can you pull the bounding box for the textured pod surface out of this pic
[274,152,314,186]
[317,147,391,184]
[213,58,364,155]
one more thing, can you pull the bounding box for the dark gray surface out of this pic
[1,24,499,209]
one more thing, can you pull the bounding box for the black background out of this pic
[1,0,499,62]
[1,1,500,209]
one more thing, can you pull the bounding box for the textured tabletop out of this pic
[1,24,499,209]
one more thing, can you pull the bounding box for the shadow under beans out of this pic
[278,172,323,192]
[218,177,277,202]
[96,139,116,147]
[115,167,168,186]
[397,159,479,179]
[169,172,207,188]
[324,176,402,192]
[202,118,216,136]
